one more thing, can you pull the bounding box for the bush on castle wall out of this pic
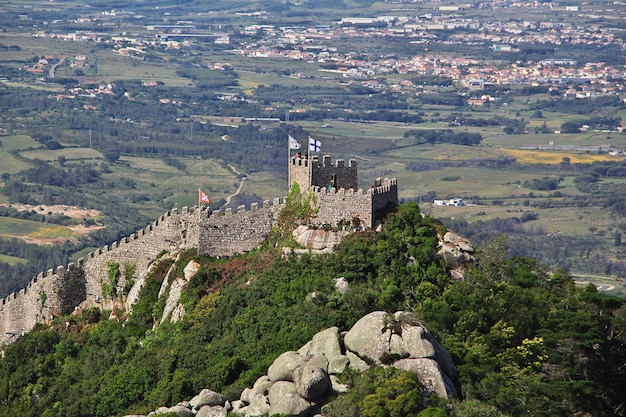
[101,261,120,299]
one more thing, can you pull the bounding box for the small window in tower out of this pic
[331,174,337,187]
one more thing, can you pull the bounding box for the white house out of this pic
[433,198,466,207]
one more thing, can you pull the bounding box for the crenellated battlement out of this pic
[305,177,398,230]
[197,198,286,256]
[289,154,359,192]
[1,153,398,346]
[370,177,397,195]
[0,258,85,345]
[306,177,397,196]
[208,198,284,218]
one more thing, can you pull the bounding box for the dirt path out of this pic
[224,164,246,206]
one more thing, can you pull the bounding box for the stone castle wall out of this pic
[289,156,311,191]
[0,263,77,345]
[311,178,398,229]
[0,202,285,345]
[198,199,285,256]
[0,178,397,346]
[79,207,201,311]
[0,207,202,345]
[311,156,358,191]
[371,177,399,219]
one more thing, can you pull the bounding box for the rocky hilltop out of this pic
[1,200,623,417]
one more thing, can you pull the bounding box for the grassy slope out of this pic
[0,136,37,175]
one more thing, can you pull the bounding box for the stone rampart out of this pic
[310,178,398,229]
[79,206,201,310]
[0,207,201,345]
[0,263,79,346]
[0,178,397,346]
[371,177,399,219]
[198,199,285,256]
[0,201,287,345]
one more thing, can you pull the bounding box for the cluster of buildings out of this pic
[50,81,114,102]
[20,1,626,101]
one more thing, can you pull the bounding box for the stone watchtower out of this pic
[288,152,399,230]
[289,154,358,191]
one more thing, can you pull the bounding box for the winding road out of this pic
[224,164,246,206]
[48,58,65,78]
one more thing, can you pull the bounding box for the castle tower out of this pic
[289,153,358,192]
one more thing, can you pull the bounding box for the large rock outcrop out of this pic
[343,311,458,398]
[438,230,475,279]
[125,311,457,417]
[292,225,348,252]
[230,311,457,417]
[158,259,200,324]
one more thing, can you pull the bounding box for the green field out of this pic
[0,151,32,174]
[92,54,192,86]
[0,253,28,266]
[1,135,40,151]
[392,167,546,199]
[0,135,37,174]
[0,217,72,238]
[21,146,103,162]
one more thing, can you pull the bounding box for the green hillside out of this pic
[0,203,624,417]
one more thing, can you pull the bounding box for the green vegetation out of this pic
[0,217,57,236]
[324,367,433,417]
[101,261,120,299]
[123,262,137,295]
[0,203,623,417]
[0,253,28,266]
[269,183,319,247]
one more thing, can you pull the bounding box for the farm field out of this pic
[0,151,31,175]
[21,146,103,162]
[0,217,73,240]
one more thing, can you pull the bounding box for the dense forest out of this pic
[0,202,624,417]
